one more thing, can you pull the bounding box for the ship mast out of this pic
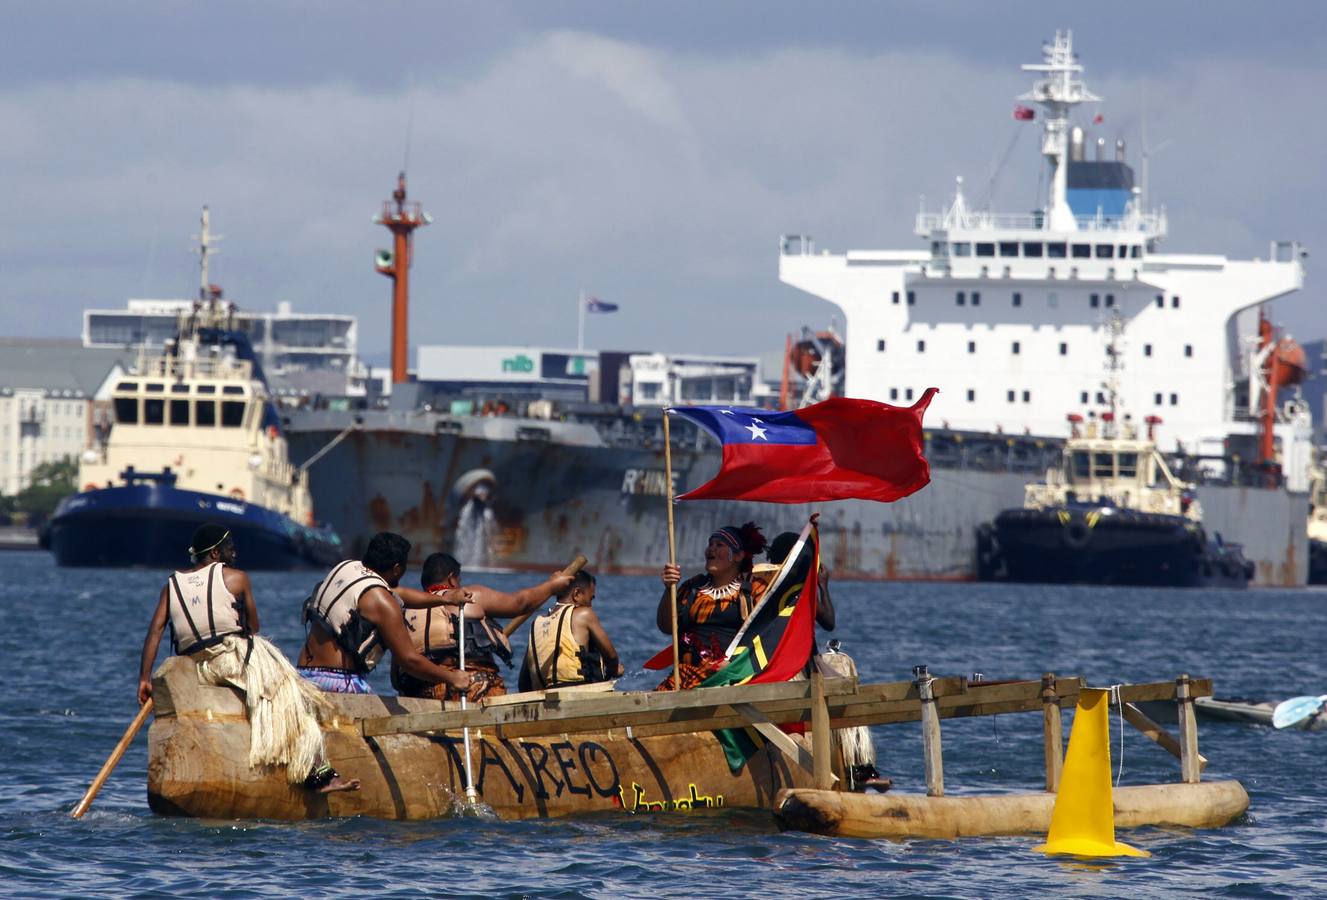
[1103,309,1124,439]
[374,173,432,385]
[1019,30,1100,232]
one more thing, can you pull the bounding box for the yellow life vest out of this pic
[524,604,591,689]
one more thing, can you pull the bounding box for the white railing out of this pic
[914,209,1166,237]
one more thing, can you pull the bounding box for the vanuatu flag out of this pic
[701,520,821,771]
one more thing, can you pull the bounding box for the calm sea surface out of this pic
[2,550,1326,898]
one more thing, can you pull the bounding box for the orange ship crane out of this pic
[374,172,432,385]
[1253,308,1308,486]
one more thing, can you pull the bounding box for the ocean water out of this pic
[2,550,1325,898]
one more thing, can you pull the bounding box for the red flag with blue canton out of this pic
[671,390,937,503]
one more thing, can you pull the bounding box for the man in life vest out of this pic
[136,524,359,793]
[518,570,623,692]
[394,552,575,702]
[297,532,476,696]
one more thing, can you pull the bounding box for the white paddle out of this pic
[1272,694,1327,730]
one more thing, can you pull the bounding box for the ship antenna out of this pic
[1103,309,1125,438]
[374,173,432,385]
[1018,29,1100,232]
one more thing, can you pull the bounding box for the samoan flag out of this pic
[671,391,937,504]
[585,296,619,313]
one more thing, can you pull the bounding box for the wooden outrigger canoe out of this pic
[772,670,1250,840]
[146,657,834,820]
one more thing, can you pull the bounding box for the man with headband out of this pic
[137,524,360,793]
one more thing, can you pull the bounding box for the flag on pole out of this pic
[701,520,822,770]
[1093,113,1104,125]
[585,296,618,313]
[1013,105,1035,121]
[670,390,936,504]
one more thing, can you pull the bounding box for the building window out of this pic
[1090,293,1100,308]
[1012,292,1022,307]
[1172,296,1180,308]
[889,388,899,400]
[1011,341,1021,355]
[877,339,886,352]
[1184,344,1193,357]
[1007,390,1016,403]
[967,389,976,402]
[907,291,916,306]
[1105,294,1115,307]
[1059,342,1068,355]
[967,341,976,354]
[905,388,914,401]
[1022,390,1031,403]
[1155,393,1163,405]
[956,291,966,306]
[917,340,926,353]
[1170,393,1179,406]
[972,291,981,306]
[1155,294,1164,308]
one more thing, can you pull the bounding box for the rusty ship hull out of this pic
[286,410,1307,585]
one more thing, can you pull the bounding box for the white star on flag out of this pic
[745,421,768,440]
[719,409,735,415]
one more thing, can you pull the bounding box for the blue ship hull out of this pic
[43,483,342,570]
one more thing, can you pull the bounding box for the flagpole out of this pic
[663,408,681,691]
[577,290,585,351]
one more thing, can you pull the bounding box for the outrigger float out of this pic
[147,658,1248,837]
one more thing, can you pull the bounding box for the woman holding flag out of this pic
[654,523,767,691]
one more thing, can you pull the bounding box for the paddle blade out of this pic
[1272,695,1327,730]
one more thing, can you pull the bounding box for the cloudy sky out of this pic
[3,2,1324,364]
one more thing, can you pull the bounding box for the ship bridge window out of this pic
[1012,292,1023,306]
[975,243,995,257]
[999,242,1019,257]
[144,398,165,425]
[221,401,246,427]
[1105,294,1115,307]
[196,401,216,426]
[1047,242,1067,259]
[171,384,189,394]
[222,386,245,395]
[1118,453,1138,477]
[169,399,189,425]
[1023,242,1044,258]
[930,242,948,257]
[1172,296,1181,308]
[952,242,972,257]
[971,291,981,306]
[1093,452,1115,477]
[1095,244,1115,259]
[116,382,137,391]
[891,291,900,305]
[956,291,966,306]
[1155,294,1164,308]
[1131,246,1142,258]
[907,291,916,305]
[197,384,216,394]
[1072,451,1091,479]
[113,397,138,424]
[1071,244,1091,259]
[144,383,164,393]
[1090,293,1100,308]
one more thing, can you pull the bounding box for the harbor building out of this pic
[0,340,132,495]
[83,299,368,398]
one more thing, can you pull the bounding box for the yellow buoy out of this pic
[1034,688,1149,858]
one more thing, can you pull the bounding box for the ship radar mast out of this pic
[374,173,432,385]
[1019,30,1100,232]
[1102,309,1125,439]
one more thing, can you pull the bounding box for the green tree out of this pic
[15,457,77,524]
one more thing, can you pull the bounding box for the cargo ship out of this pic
[284,31,1310,585]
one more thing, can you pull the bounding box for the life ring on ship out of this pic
[267,425,279,440]
[83,483,97,492]
[229,488,245,501]
[1061,518,1092,550]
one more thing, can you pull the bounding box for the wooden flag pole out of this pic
[72,699,153,819]
[663,409,681,691]
[502,555,588,638]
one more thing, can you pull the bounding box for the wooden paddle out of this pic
[502,555,588,638]
[71,699,154,819]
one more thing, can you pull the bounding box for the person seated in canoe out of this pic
[518,570,624,692]
[393,552,574,702]
[136,524,359,794]
[656,522,768,690]
[297,532,476,697]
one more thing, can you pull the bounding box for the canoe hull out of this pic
[772,781,1250,840]
[147,657,813,820]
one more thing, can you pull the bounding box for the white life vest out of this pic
[303,560,393,673]
[403,598,513,666]
[167,562,246,654]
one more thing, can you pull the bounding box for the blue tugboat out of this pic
[43,209,341,569]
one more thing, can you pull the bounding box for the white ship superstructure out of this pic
[779,31,1307,476]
